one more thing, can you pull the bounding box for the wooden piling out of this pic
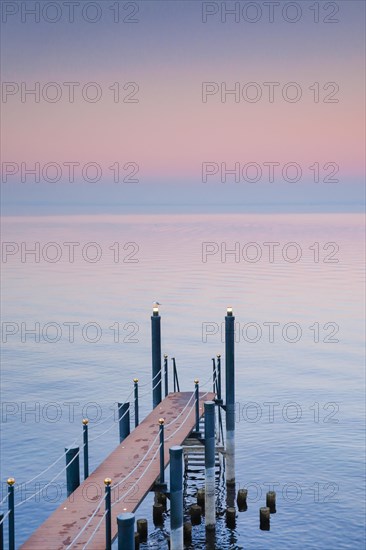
[183,522,192,545]
[136,519,148,542]
[190,504,202,525]
[260,507,270,530]
[237,488,248,511]
[197,488,205,509]
[153,503,164,525]
[226,507,236,528]
[266,491,276,513]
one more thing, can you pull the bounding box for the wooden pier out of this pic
[21,391,214,550]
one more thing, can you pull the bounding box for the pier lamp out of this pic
[153,303,159,316]
[227,307,233,316]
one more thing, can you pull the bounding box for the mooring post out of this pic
[151,303,162,408]
[212,358,216,393]
[204,401,216,532]
[65,447,80,497]
[7,478,15,550]
[117,513,135,550]
[169,446,183,549]
[133,379,139,427]
[105,478,112,550]
[118,402,130,443]
[225,307,235,489]
[216,353,222,403]
[159,418,165,485]
[164,354,168,397]
[0,512,4,550]
[194,379,200,434]
[82,418,89,479]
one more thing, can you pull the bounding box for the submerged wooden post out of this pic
[136,519,148,542]
[65,447,80,497]
[197,488,205,510]
[190,504,202,525]
[205,401,216,532]
[104,478,112,550]
[183,522,192,545]
[266,491,276,513]
[225,307,235,488]
[118,402,130,443]
[117,513,135,549]
[82,418,89,479]
[260,507,270,530]
[152,503,164,525]
[7,478,15,550]
[169,445,183,549]
[237,488,248,511]
[151,303,162,408]
[226,507,236,528]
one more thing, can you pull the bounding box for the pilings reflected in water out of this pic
[204,401,216,533]
[8,305,279,549]
[169,446,183,550]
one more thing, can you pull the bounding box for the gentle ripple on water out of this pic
[0,213,364,548]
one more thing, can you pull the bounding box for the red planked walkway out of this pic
[21,391,214,550]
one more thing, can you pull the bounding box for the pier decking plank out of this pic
[21,391,215,550]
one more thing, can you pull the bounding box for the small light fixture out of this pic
[227,307,233,316]
[153,302,159,316]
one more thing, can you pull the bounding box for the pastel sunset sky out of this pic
[1,1,365,213]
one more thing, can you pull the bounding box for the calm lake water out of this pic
[1,213,365,549]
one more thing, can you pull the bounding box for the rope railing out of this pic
[166,390,210,441]
[65,493,107,550]
[112,442,162,507]
[82,510,107,549]
[138,374,162,398]
[0,510,11,525]
[9,383,137,492]
[112,431,161,492]
[14,449,81,509]
[0,493,9,506]
[88,403,130,444]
